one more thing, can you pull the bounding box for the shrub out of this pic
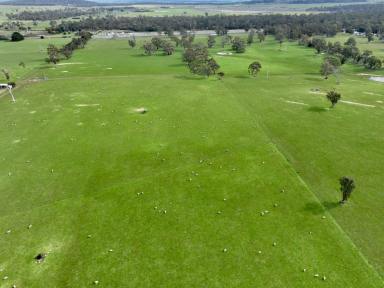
[11,32,24,42]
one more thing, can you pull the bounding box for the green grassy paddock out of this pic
[0,36,383,287]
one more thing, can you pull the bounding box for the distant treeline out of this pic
[6,7,153,21]
[7,8,89,21]
[0,0,97,6]
[51,12,384,37]
[307,3,384,13]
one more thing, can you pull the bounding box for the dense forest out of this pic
[51,12,384,38]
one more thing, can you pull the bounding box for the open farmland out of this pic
[0,36,383,287]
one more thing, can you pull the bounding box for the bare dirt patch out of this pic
[285,100,308,106]
[217,52,233,56]
[340,100,375,108]
[309,88,325,95]
[34,253,46,263]
[75,104,100,107]
[134,107,148,114]
[364,91,383,96]
[369,77,384,83]
[56,62,84,66]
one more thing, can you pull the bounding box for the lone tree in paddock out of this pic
[232,37,246,53]
[11,31,24,42]
[207,35,216,48]
[143,42,156,55]
[221,35,232,48]
[312,37,327,54]
[366,32,374,43]
[151,36,163,50]
[257,32,265,43]
[170,35,181,47]
[326,90,341,108]
[339,176,355,204]
[61,46,73,60]
[161,41,175,55]
[128,37,136,48]
[248,61,262,77]
[188,57,220,77]
[320,55,341,80]
[274,29,285,49]
[365,56,382,70]
[344,37,356,47]
[182,44,208,63]
[207,58,220,74]
[183,44,220,77]
[247,29,255,45]
[46,44,61,64]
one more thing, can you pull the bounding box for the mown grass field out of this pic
[0,36,383,287]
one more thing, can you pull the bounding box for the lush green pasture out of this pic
[0,37,383,287]
[0,38,69,81]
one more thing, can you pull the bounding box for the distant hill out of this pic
[0,0,368,5]
[0,0,260,4]
[0,0,99,6]
[246,0,365,3]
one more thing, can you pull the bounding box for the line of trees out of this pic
[5,7,152,21]
[298,35,382,79]
[140,33,263,79]
[7,8,91,21]
[51,11,384,38]
[135,33,221,77]
[142,36,175,56]
[46,31,92,64]
[307,3,384,13]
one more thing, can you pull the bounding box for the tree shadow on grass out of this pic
[322,201,340,211]
[302,77,323,82]
[174,75,206,81]
[233,75,251,79]
[36,65,53,70]
[303,202,325,215]
[303,201,339,215]
[307,106,329,113]
[168,63,184,68]
[131,54,148,58]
